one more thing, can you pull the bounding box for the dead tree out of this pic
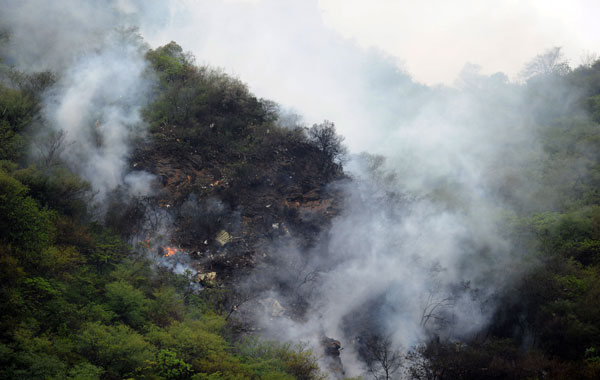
[420,280,454,330]
[364,334,403,380]
[34,129,70,169]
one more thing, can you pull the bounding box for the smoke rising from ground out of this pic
[241,73,553,376]
[2,1,595,378]
[42,32,152,203]
[2,0,155,205]
[134,2,591,376]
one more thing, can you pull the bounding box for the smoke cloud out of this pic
[239,74,553,376]
[1,0,155,205]
[2,1,595,377]
[127,1,591,376]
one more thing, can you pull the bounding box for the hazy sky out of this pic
[143,0,600,85]
[317,0,600,84]
[137,0,599,151]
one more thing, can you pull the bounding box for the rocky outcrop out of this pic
[321,337,345,378]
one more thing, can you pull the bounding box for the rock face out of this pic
[322,337,342,356]
[321,337,345,378]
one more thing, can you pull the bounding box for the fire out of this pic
[140,238,152,249]
[164,246,178,257]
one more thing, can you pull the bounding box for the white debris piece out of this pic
[259,298,285,317]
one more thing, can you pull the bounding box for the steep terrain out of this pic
[131,120,345,282]
[4,26,600,379]
[100,42,346,289]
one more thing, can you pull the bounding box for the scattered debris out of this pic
[215,230,233,246]
[196,271,217,285]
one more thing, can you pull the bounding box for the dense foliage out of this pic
[142,42,342,183]
[0,65,325,380]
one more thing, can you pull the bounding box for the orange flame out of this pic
[164,246,178,257]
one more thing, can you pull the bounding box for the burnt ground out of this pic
[129,133,346,284]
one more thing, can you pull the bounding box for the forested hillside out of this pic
[0,37,336,380]
[401,57,600,379]
[2,19,600,380]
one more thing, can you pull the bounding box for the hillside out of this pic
[0,38,344,379]
[3,28,600,380]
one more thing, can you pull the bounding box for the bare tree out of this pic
[580,50,599,68]
[34,129,70,168]
[307,120,347,164]
[420,281,454,330]
[364,334,403,380]
[520,47,571,80]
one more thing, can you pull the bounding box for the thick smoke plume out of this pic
[2,1,595,378]
[131,1,590,376]
[0,1,201,280]
[2,0,155,205]
[42,31,152,203]
[238,73,557,376]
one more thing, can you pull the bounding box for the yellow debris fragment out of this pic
[215,230,232,246]
[196,272,217,283]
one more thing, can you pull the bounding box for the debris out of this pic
[196,271,217,284]
[272,223,279,229]
[259,298,285,317]
[215,230,233,246]
[225,304,238,320]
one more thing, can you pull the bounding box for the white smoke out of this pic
[2,0,156,205]
[42,31,152,203]
[242,74,548,377]
[2,1,592,377]
[133,3,581,376]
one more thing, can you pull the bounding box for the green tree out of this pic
[0,169,53,254]
[156,349,193,380]
[76,322,154,380]
[104,281,149,329]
